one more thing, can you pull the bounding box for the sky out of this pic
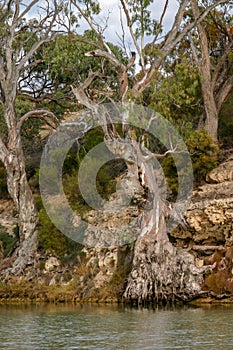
[81,0,179,48]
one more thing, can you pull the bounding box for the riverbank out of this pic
[0,151,233,305]
[0,280,119,304]
[1,279,233,305]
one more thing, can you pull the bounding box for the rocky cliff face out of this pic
[170,153,233,296]
[83,152,233,296]
[171,153,233,249]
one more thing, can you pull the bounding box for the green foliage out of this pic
[128,0,159,39]
[36,196,81,258]
[186,130,218,183]
[0,228,19,258]
[163,130,218,196]
[32,30,127,113]
[38,207,68,257]
[147,58,202,128]
[78,127,104,159]
[62,127,125,212]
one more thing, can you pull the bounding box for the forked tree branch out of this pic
[120,0,145,70]
[71,72,101,110]
[71,0,112,55]
[132,0,229,95]
[17,0,59,74]
[16,109,59,132]
[85,49,122,68]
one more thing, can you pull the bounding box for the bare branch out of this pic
[152,0,169,45]
[17,2,59,73]
[16,109,59,132]
[71,0,112,55]
[120,0,145,70]
[126,51,136,70]
[141,141,183,161]
[85,50,135,101]
[188,34,201,68]
[132,0,229,96]
[117,6,128,55]
[71,72,101,110]
[190,0,211,79]
[18,0,40,22]
[85,49,122,68]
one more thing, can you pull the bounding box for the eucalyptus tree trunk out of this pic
[0,0,60,275]
[1,104,38,275]
[69,0,229,302]
[190,0,233,143]
[122,140,204,303]
[202,89,219,143]
[71,87,206,302]
[4,154,38,275]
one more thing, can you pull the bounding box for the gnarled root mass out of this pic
[123,238,206,303]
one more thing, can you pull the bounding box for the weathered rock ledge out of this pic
[170,153,233,296]
[171,154,233,248]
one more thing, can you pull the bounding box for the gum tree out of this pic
[189,0,233,142]
[69,0,227,302]
[0,0,60,274]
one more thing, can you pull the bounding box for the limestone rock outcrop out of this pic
[171,153,233,251]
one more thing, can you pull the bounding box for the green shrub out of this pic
[162,130,218,196]
[36,197,82,259]
[0,229,19,258]
[38,208,68,257]
[186,130,218,182]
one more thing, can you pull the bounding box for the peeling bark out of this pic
[0,1,59,275]
[123,141,205,302]
[1,108,38,274]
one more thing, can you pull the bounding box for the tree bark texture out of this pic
[123,142,204,302]
[190,0,233,142]
[2,124,38,274]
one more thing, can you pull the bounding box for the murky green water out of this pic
[0,303,232,349]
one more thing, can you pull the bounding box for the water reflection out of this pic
[0,303,232,349]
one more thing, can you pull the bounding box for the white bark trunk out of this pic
[202,87,219,142]
[123,147,205,302]
[4,148,38,274]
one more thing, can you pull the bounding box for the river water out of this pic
[0,303,232,349]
